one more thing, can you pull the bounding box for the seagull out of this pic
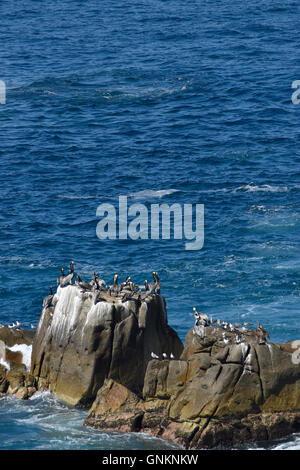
[170,353,175,359]
[162,353,168,359]
[31,324,36,329]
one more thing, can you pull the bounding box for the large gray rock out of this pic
[30,285,183,406]
[84,324,300,448]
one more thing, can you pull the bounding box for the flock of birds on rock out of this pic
[151,352,175,360]
[193,307,270,344]
[3,262,271,352]
[42,261,162,310]
[46,262,171,361]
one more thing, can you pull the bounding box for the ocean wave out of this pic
[8,344,32,372]
[233,183,289,193]
[57,194,96,200]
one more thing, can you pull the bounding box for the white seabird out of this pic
[151,352,159,359]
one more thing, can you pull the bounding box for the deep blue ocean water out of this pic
[0,0,299,450]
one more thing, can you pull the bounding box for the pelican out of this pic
[152,272,161,294]
[255,322,270,344]
[57,268,65,286]
[109,274,121,296]
[60,261,75,287]
[193,307,209,326]
[76,275,93,291]
[43,286,54,309]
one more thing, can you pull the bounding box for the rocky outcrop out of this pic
[85,324,300,448]
[3,277,300,448]
[0,326,34,347]
[30,285,183,406]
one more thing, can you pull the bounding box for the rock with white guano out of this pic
[30,285,183,406]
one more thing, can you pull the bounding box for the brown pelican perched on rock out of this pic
[109,274,121,297]
[94,275,107,291]
[76,274,93,291]
[60,261,75,287]
[145,272,160,296]
[121,276,131,289]
[43,286,54,309]
[120,276,136,294]
[152,271,161,294]
[255,322,270,344]
[57,268,65,286]
[139,281,151,300]
[144,280,149,291]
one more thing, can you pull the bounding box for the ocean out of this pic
[0,0,299,450]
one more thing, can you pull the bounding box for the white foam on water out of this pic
[28,390,52,401]
[57,194,96,200]
[127,189,179,199]
[272,435,300,450]
[8,344,32,371]
[233,183,289,193]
